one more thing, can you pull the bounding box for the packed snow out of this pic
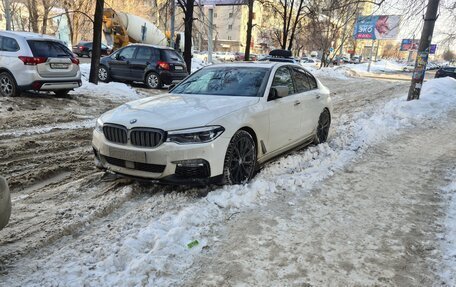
[306,66,359,79]
[2,72,456,286]
[345,59,405,73]
[440,167,456,285]
[75,64,141,101]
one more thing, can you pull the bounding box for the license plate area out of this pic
[174,66,183,70]
[50,63,69,69]
[108,147,146,163]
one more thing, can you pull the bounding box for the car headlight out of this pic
[95,118,104,133]
[166,126,225,144]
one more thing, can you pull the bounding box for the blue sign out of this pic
[429,44,437,54]
[354,15,401,40]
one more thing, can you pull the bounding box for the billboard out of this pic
[354,15,401,40]
[400,39,419,51]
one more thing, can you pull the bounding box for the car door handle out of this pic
[294,101,301,106]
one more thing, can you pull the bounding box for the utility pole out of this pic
[4,0,12,30]
[89,0,104,84]
[407,0,440,101]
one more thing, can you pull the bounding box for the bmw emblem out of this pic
[130,119,137,124]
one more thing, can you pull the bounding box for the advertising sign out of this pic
[400,39,419,51]
[413,51,429,80]
[354,15,401,40]
[429,44,437,54]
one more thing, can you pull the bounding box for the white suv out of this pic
[0,31,81,97]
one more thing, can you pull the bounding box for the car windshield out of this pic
[171,66,268,97]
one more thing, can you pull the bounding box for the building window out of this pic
[214,13,217,18]
[228,24,233,30]
[252,13,256,20]
[229,12,233,18]
[228,36,232,40]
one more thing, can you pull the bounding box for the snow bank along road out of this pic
[1,72,455,286]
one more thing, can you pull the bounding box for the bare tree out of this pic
[89,0,104,84]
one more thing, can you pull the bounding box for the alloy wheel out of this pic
[0,75,14,97]
[228,134,256,184]
[98,67,108,81]
[147,74,159,89]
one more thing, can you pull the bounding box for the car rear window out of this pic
[160,49,184,62]
[27,40,73,58]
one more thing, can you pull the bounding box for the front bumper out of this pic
[92,130,230,183]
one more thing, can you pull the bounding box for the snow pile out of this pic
[191,57,209,73]
[74,64,141,101]
[306,66,359,79]
[440,168,456,285]
[4,78,456,287]
[346,59,404,73]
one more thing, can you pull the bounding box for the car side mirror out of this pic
[268,86,288,100]
[168,83,176,91]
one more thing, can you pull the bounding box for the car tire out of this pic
[314,109,331,144]
[0,72,20,97]
[145,72,163,89]
[98,65,110,82]
[222,130,257,185]
[54,89,71,97]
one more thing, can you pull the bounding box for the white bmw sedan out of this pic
[92,62,332,184]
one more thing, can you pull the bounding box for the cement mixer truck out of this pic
[103,8,184,52]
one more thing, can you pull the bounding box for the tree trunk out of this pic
[244,0,254,61]
[65,7,74,45]
[183,0,194,73]
[89,0,104,84]
[27,0,39,33]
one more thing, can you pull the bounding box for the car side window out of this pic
[272,66,295,96]
[2,36,19,52]
[118,46,135,60]
[135,47,153,60]
[292,68,313,93]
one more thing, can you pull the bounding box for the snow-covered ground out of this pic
[345,59,405,73]
[1,65,456,286]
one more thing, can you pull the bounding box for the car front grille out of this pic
[130,129,164,148]
[103,124,127,144]
[103,124,165,148]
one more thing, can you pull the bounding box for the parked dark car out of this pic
[98,44,188,89]
[72,41,111,58]
[435,66,456,79]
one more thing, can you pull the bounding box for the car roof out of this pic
[201,61,300,69]
[127,43,175,50]
[0,30,58,41]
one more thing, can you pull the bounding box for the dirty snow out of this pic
[1,72,456,286]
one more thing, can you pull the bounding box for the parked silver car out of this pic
[0,31,81,97]
[0,176,11,230]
